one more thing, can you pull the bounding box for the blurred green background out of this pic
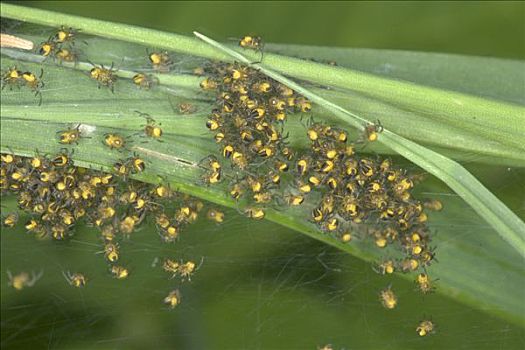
[2,2,525,350]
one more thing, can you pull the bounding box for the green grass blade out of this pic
[2,3,524,152]
[269,44,525,105]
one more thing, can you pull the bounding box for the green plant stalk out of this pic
[193,31,525,258]
[2,3,524,152]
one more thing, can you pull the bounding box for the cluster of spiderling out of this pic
[197,60,440,272]
[154,256,205,309]
[35,26,161,93]
[38,26,82,63]
[0,150,220,306]
[301,119,441,334]
[8,25,190,103]
[3,24,212,307]
[1,108,225,307]
[197,45,441,335]
[1,65,44,105]
[197,61,313,219]
[3,26,440,329]
[34,25,119,93]
[301,120,440,273]
[0,150,204,244]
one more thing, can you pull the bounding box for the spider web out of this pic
[1,170,524,350]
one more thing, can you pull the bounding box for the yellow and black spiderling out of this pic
[103,242,120,262]
[239,35,263,50]
[110,265,129,280]
[113,161,130,177]
[374,260,395,275]
[22,69,44,104]
[415,273,436,294]
[164,289,181,309]
[203,167,221,184]
[177,259,201,281]
[200,77,219,91]
[89,62,118,92]
[244,207,265,220]
[38,41,57,57]
[206,208,224,224]
[148,50,172,72]
[52,26,79,45]
[38,26,84,62]
[1,66,23,89]
[63,271,86,288]
[239,35,264,62]
[200,156,222,185]
[58,125,82,144]
[416,319,436,337]
[2,212,18,227]
[129,156,146,173]
[222,144,234,158]
[206,118,221,131]
[51,149,73,168]
[103,133,126,150]
[132,73,158,90]
[55,47,78,63]
[364,120,383,142]
[286,194,304,206]
[162,258,180,278]
[136,112,163,140]
[379,285,397,309]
